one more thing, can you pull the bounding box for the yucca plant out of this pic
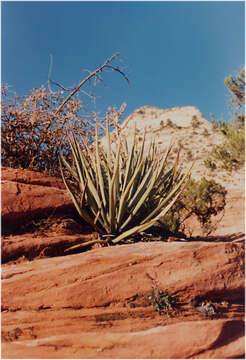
[59,119,192,251]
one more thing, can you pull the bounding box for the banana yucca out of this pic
[59,120,191,250]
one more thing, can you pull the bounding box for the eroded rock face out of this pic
[122,105,208,130]
[2,241,245,359]
[1,167,75,234]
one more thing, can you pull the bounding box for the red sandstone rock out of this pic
[183,189,245,237]
[2,241,244,309]
[212,189,245,236]
[2,232,98,263]
[1,166,65,189]
[2,319,244,359]
[1,167,75,234]
[2,241,245,359]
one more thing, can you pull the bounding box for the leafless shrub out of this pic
[1,54,129,177]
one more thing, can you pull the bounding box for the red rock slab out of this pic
[1,319,244,359]
[1,301,244,342]
[1,167,65,189]
[1,180,74,234]
[2,241,244,311]
[2,241,244,359]
[2,232,98,263]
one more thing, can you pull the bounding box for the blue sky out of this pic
[1,1,245,123]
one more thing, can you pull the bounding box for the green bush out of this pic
[60,123,191,250]
[206,68,245,172]
[160,177,227,235]
[148,288,178,316]
[224,68,245,108]
[205,126,244,171]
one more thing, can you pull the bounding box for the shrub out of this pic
[205,68,245,172]
[148,288,178,316]
[160,177,227,235]
[166,118,174,127]
[1,53,129,177]
[202,128,210,136]
[204,158,217,171]
[60,123,191,250]
[1,86,92,177]
[205,127,244,171]
[186,150,193,161]
[1,87,127,177]
[191,115,201,128]
[224,68,245,108]
[207,114,244,171]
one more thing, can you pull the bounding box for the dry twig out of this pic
[54,53,129,115]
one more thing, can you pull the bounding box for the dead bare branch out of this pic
[48,54,54,93]
[105,65,130,86]
[49,80,74,92]
[54,53,129,115]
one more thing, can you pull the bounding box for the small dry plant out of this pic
[148,288,178,316]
